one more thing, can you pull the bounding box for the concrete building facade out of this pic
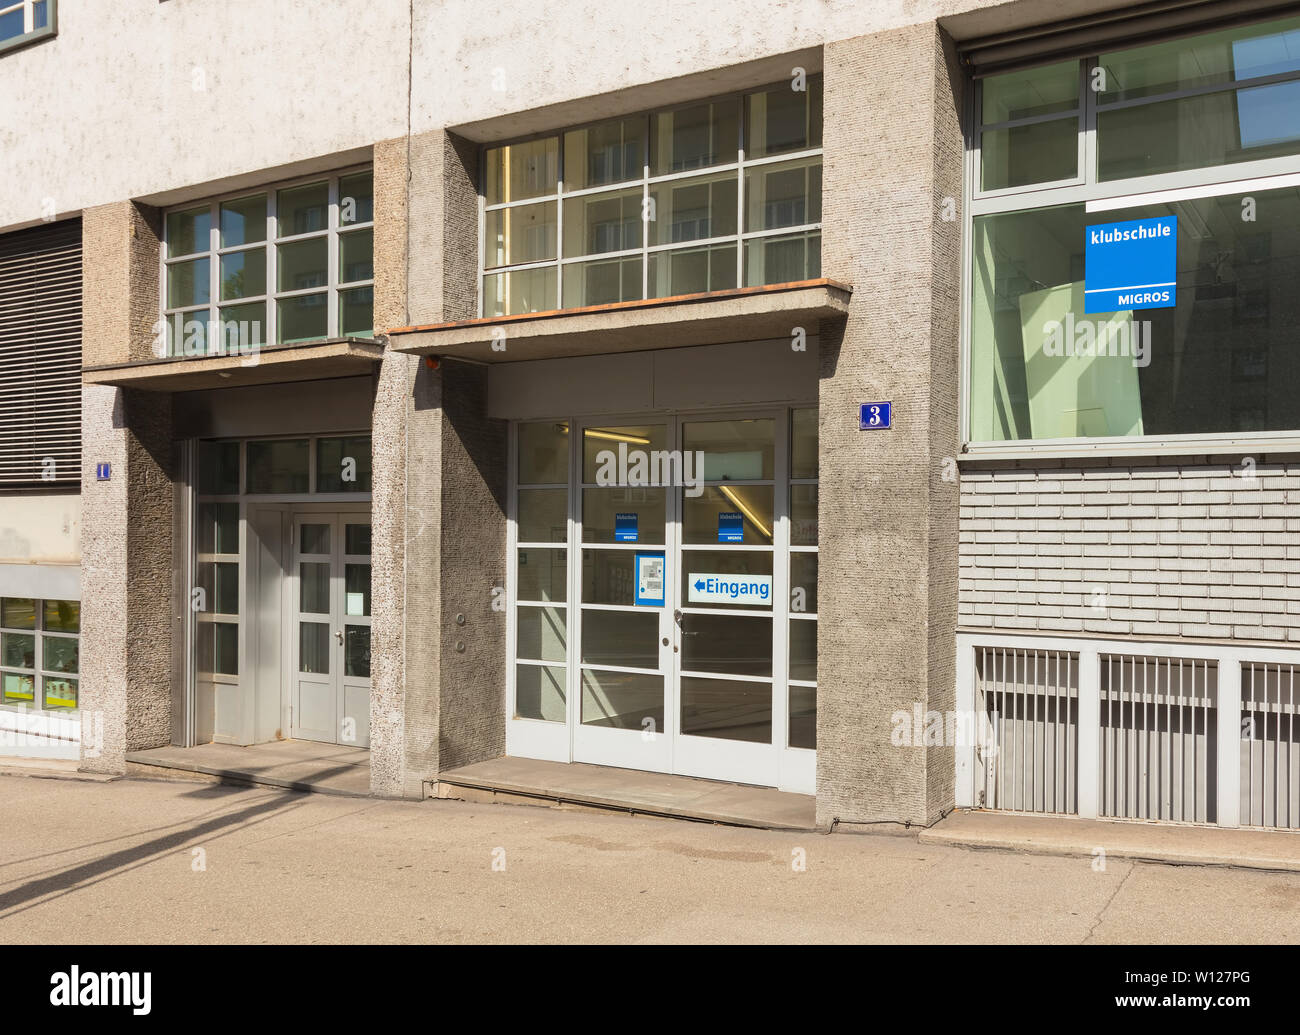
[3,0,1299,836]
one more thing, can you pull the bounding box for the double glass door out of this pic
[292,513,373,746]
[509,409,818,792]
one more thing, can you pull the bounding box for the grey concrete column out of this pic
[815,23,964,827]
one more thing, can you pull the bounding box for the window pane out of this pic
[789,619,817,682]
[167,205,211,257]
[580,608,658,669]
[220,195,267,247]
[790,484,818,545]
[581,669,663,730]
[219,248,266,300]
[2,672,35,704]
[745,76,822,159]
[278,237,328,292]
[650,172,736,245]
[563,188,642,256]
[317,435,372,493]
[0,8,25,42]
[169,311,209,356]
[517,488,567,543]
[516,663,566,721]
[198,562,239,615]
[581,549,636,606]
[981,60,1079,123]
[518,548,567,602]
[684,418,774,480]
[43,678,78,711]
[681,614,771,678]
[484,202,557,268]
[1,598,35,630]
[562,257,641,308]
[651,99,739,174]
[648,242,736,297]
[167,257,210,308]
[197,502,239,554]
[582,424,668,480]
[197,622,239,676]
[345,625,371,677]
[482,266,556,317]
[298,622,329,674]
[564,118,644,190]
[970,189,1300,441]
[217,302,267,348]
[339,172,374,225]
[300,523,330,555]
[300,562,330,614]
[682,486,774,545]
[745,157,821,232]
[744,231,819,287]
[789,684,816,749]
[278,293,328,343]
[517,605,566,663]
[1097,84,1300,181]
[199,441,240,496]
[681,676,771,742]
[981,116,1077,190]
[340,286,373,337]
[278,182,329,237]
[1098,15,1300,103]
[345,524,371,555]
[43,600,80,634]
[485,138,559,205]
[2,632,35,669]
[42,635,78,674]
[582,488,666,544]
[790,552,818,615]
[790,407,818,479]
[340,228,373,283]
[246,439,309,493]
[518,421,569,484]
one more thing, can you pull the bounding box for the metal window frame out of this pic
[960,31,1300,459]
[478,78,824,317]
[161,165,374,355]
[0,595,79,713]
[0,0,55,56]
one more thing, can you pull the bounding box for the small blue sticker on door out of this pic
[859,402,891,429]
[718,511,744,543]
[614,512,638,542]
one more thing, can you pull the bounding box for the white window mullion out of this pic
[327,177,339,337]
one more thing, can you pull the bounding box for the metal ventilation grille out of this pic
[1101,655,1217,824]
[1241,662,1300,829]
[0,218,82,487]
[975,647,1079,814]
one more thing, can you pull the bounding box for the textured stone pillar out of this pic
[79,201,176,774]
[815,23,963,826]
[370,130,506,798]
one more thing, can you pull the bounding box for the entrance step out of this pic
[436,757,818,830]
[126,741,371,797]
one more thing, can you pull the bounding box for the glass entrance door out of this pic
[291,513,372,747]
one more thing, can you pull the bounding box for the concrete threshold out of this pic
[921,809,1300,872]
[436,757,818,831]
[126,741,372,798]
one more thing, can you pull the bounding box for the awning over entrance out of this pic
[387,278,852,364]
[82,338,385,392]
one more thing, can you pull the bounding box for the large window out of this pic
[968,15,1300,445]
[0,0,53,54]
[0,597,79,712]
[163,169,374,357]
[482,77,822,317]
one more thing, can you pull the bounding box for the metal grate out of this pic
[1100,655,1217,824]
[975,647,1078,814]
[1241,662,1300,829]
[0,218,82,487]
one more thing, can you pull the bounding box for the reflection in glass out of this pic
[246,439,309,493]
[789,619,817,682]
[789,552,818,614]
[517,488,567,543]
[278,292,328,342]
[43,678,78,711]
[196,502,239,556]
[484,202,557,268]
[2,672,36,704]
[484,137,559,205]
[43,599,80,634]
[981,118,1078,191]
[564,118,643,190]
[684,419,774,479]
[518,548,567,603]
[647,242,736,296]
[300,523,330,555]
[317,436,372,493]
[581,549,636,606]
[42,635,78,674]
[743,231,820,286]
[339,172,375,225]
[564,188,641,256]
[790,483,818,546]
[482,266,556,317]
[516,606,566,663]
[790,407,818,479]
[300,562,330,614]
[582,488,666,544]
[680,613,772,678]
[681,676,772,743]
[168,205,212,257]
[344,564,371,616]
[518,422,569,484]
[345,626,371,678]
[581,424,666,481]
[562,257,642,308]
[581,669,664,731]
[198,441,240,495]
[745,158,821,232]
[579,608,658,669]
[2,632,35,669]
[650,173,737,245]
[220,248,266,300]
[789,684,816,749]
[682,486,774,545]
[277,182,329,237]
[1,598,36,630]
[651,99,739,174]
[345,524,372,556]
[745,76,822,158]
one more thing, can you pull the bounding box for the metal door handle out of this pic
[335,629,344,645]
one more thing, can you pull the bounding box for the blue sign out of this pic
[614,512,638,543]
[688,573,772,605]
[1084,215,1177,313]
[634,552,665,607]
[95,462,111,481]
[718,511,743,543]
[859,402,891,430]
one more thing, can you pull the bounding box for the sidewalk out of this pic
[921,809,1300,872]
